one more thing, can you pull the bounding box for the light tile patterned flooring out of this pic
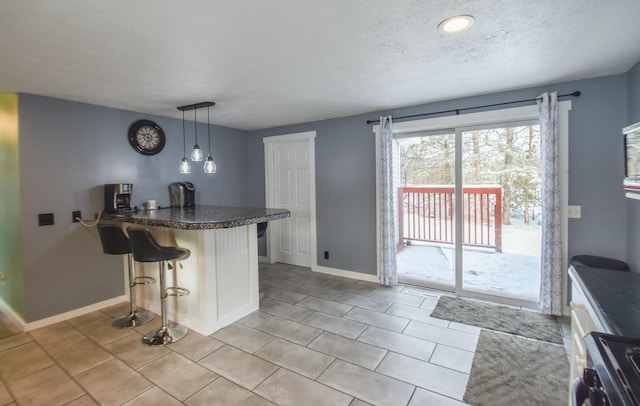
[0,262,568,406]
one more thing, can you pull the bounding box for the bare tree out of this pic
[501,127,514,225]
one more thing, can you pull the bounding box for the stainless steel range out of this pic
[573,332,640,405]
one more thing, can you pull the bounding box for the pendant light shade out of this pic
[204,155,216,173]
[179,110,191,174]
[204,104,217,174]
[191,146,203,161]
[190,108,203,161]
[180,157,191,174]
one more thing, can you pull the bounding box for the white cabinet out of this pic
[569,300,594,383]
[569,271,611,383]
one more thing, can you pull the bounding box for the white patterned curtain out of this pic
[537,92,562,315]
[379,116,398,286]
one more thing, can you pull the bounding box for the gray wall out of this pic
[248,74,631,274]
[626,62,640,270]
[249,116,378,274]
[18,94,249,321]
[11,68,639,322]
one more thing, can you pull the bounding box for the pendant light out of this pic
[177,101,215,174]
[190,108,203,161]
[204,104,217,174]
[179,110,191,174]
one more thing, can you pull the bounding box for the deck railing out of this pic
[398,186,502,252]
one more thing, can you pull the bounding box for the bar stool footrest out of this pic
[165,287,190,297]
[133,276,156,285]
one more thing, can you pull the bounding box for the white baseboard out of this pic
[312,265,379,283]
[0,296,26,331]
[0,295,128,332]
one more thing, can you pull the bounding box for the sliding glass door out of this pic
[395,121,542,305]
[459,124,541,303]
[396,131,456,289]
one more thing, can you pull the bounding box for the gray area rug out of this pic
[430,296,563,344]
[464,330,569,405]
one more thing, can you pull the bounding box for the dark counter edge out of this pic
[570,264,640,337]
[101,208,291,230]
[569,265,618,335]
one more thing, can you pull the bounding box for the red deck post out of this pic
[495,187,503,253]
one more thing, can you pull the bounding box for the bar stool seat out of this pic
[127,228,190,346]
[97,224,155,328]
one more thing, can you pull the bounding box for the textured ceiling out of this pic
[1,1,640,130]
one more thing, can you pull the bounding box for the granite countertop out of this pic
[101,205,290,230]
[569,265,640,337]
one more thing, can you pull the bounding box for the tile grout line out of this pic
[67,309,184,405]
[286,280,477,382]
[25,324,105,406]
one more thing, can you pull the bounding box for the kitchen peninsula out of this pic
[103,205,290,335]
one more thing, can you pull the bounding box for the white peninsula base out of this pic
[126,223,259,336]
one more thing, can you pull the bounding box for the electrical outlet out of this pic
[72,211,81,222]
[568,205,581,219]
[38,213,54,226]
[324,251,329,260]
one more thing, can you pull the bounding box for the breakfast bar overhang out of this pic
[103,206,290,336]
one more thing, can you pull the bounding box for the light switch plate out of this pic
[568,205,581,218]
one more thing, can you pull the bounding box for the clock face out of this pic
[128,120,166,155]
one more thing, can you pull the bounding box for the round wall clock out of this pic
[128,119,166,155]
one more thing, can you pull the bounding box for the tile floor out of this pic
[0,262,570,406]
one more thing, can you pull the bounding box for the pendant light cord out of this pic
[194,108,198,144]
[182,110,186,156]
[207,105,211,154]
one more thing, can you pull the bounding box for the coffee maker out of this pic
[104,183,134,213]
[169,182,195,208]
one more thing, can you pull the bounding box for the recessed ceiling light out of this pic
[438,15,475,33]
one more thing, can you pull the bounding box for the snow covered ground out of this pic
[396,220,541,302]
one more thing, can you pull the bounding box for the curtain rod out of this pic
[365,91,581,125]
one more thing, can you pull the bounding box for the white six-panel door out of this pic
[264,132,316,267]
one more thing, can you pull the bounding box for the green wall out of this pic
[0,93,25,319]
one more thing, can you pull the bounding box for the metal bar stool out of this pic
[96,224,155,328]
[127,228,190,346]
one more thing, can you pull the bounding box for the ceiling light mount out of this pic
[177,101,216,112]
[438,14,475,33]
